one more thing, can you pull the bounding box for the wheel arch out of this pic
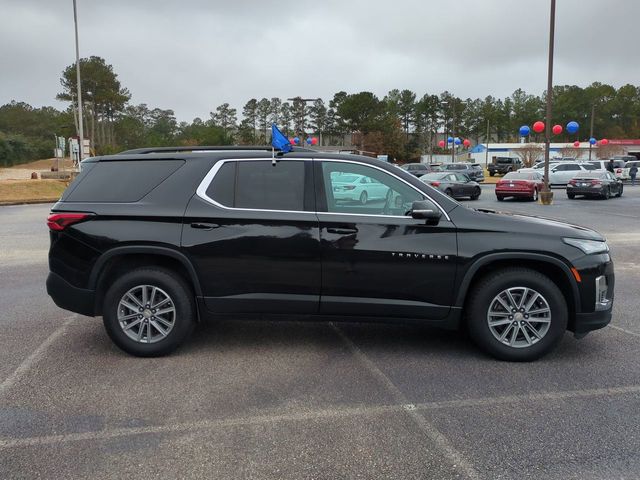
[89,246,203,316]
[456,253,580,329]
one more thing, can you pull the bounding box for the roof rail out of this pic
[118,145,316,155]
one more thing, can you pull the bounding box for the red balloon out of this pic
[463,139,471,147]
[600,138,609,146]
[573,141,580,147]
[438,140,445,148]
[289,138,295,145]
[552,124,563,135]
[311,137,318,145]
[533,121,545,133]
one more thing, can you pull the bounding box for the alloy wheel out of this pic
[486,287,551,348]
[117,285,176,343]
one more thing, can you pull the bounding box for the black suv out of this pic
[443,163,485,182]
[47,146,614,361]
[488,157,523,176]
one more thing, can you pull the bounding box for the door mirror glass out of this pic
[411,200,442,224]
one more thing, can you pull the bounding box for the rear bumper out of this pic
[495,189,533,197]
[46,272,96,317]
[567,187,604,196]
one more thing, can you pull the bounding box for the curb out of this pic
[0,199,58,206]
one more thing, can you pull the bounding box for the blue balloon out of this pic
[306,137,312,145]
[566,121,579,134]
[519,125,530,137]
[293,136,300,144]
[454,137,462,145]
[447,136,454,143]
[589,137,597,145]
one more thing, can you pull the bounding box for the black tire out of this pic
[496,195,504,201]
[465,268,568,361]
[616,186,623,197]
[444,188,453,197]
[531,188,538,202]
[470,187,481,200]
[489,172,495,177]
[603,187,611,200]
[102,268,196,357]
[359,191,368,205]
[567,193,575,199]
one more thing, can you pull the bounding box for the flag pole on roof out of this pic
[271,124,291,166]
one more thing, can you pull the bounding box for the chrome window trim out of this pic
[196,157,451,221]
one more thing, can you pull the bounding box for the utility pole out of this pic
[485,119,490,168]
[589,104,595,161]
[540,0,556,205]
[451,104,456,164]
[73,0,85,163]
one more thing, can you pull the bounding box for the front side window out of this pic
[205,160,306,211]
[321,161,432,216]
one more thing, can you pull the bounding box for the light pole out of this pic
[73,0,85,163]
[441,101,449,159]
[540,0,556,205]
[589,103,596,161]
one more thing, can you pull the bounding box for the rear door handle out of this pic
[190,222,219,230]
[326,227,358,235]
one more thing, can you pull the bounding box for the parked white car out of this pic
[330,174,390,204]
[548,162,599,185]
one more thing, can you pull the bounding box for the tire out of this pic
[102,267,196,357]
[603,187,611,200]
[616,186,623,197]
[496,195,504,201]
[465,268,568,361]
[567,193,575,199]
[359,191,368,205]
[444,188,453,197]
[531,188,538,202]
[489,172,495,177]
[470,187,481,200]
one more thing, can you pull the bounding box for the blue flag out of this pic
[271,124,292,153]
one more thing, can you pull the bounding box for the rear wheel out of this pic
[471,187,481,200]
[603,187,611,200]
[465,268,567,361]
[359,191,368,204]
[496,195,504,201]
[444,188,453,197]
[103,268,195,357]
[489,172,495,177]
[567,193,575,199]
[616,185,623,197]
[531,188,538,202]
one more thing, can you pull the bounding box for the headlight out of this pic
[563,238,609,255]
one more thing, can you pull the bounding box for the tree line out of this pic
[1,55,639,166]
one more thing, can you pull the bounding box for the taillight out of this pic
[569,179,577,185]
[343,185,356,190]
[47,213,91,231]
[430,181,440,187]
[591,180,602,185]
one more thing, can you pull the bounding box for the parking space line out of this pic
[0,314,77,397]
[609,324,640,338]
[330,323,481,480]
[2,382,639,451]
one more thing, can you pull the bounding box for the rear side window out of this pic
[205,160,306,211]
[64,160,184,202]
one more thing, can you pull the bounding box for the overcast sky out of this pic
[1,0,638,121]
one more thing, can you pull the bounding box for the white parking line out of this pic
[0,314,77,396]
[609,324,640,338]
[330,323,481,480]
[1,381,639,451]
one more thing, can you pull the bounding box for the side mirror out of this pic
[411,201,442,225]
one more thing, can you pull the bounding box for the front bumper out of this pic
[573,308,612,335]
[47,271,96,317]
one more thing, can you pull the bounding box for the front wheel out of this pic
[567,193,575,199]
[471,187,481,200]
[489,172,495,177]
[359,191,368,205]
[102,268,196,357]
[465,268,568,361]
[616,186,623,197]
[444,188,453,197]
[496,195,504,201]
[603,187,611,200]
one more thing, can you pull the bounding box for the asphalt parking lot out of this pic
[1,185,639,480]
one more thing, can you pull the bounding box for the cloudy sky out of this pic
[1,0,638,121]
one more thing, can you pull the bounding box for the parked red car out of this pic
[496,171,544,201]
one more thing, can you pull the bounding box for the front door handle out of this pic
[190,222,220,230]
[326,227,358,235]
